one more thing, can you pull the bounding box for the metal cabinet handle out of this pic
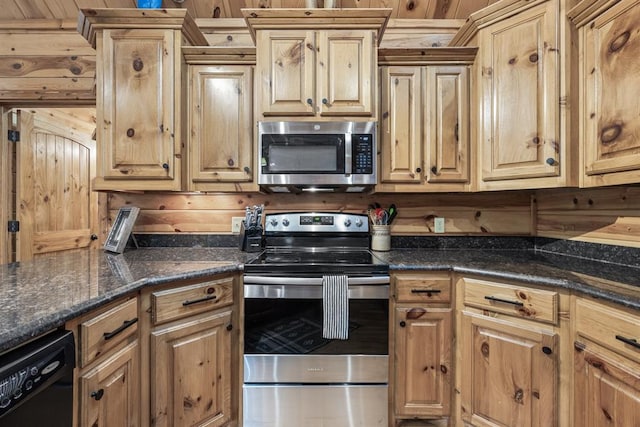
[399,321,406,328]
[322,98,328,105]
[615,335,640,350]
[546,158,557,166]
[90,234,98,241]
[182,295,217,307]
[306,98,313,105]
[103,318,138,340]
[162,163,169,170]
[411,289,441,294]
[454,122,459,141]
[484,295,524,307]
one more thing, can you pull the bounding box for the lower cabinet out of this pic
[67,296,140,427]
[141,274,237,427]
[459,312,557,427]
[456,276,560,427]
[79,341,140,427]
[573,297,640,427]
[391,272,453,425]
[150,310,232,426]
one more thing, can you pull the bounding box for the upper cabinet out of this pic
[79,9,207,191]
[184,47,257,192]
[243,8,391,120]
[451,0,577,191]
[569,0,640,187]
[377,48,476,192]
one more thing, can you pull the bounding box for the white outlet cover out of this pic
[434,217,445,233]
[231,217,244,234]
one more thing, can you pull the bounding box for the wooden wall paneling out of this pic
[0,107,8,264]
[108,191,533,236]
[0,30,96,102]
[535,187,640,247]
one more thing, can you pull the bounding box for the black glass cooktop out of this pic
[244,249,389,275]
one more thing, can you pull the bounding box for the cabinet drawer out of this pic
[575,298,640,364]
[79,297,138,367]
[462,278,558,324]
[395,274,451,303]
[151,277,234,325]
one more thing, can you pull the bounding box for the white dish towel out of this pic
[322,274,349,340]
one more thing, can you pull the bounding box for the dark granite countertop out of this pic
[1,245,638,354]
[374,249,640,311]
[0,248,258,353]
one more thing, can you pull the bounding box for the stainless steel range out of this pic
[242,212,390,427]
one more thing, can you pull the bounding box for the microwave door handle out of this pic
[345,133,352,175]
[243,276,390,286]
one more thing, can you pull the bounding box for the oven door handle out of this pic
[243,276,390,286]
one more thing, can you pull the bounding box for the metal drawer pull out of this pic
[182,295,217,307]
[615,335,640,350]
[484,296,524,307]
[103,318,138,340]
[411,289,441,294]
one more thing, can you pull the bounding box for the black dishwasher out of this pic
[0,329,75,426]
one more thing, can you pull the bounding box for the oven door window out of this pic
[261,134,345,174]
[244,298,388,355]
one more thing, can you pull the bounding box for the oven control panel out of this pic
[265,212,368,233]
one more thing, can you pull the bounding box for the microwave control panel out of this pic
[352,134,373,174]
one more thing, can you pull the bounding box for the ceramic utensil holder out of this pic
[371,225,390,251]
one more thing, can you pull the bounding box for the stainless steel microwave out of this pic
[258,121,377,192]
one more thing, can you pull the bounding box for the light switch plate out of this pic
[434,217,445,234]
[232,217,244,234]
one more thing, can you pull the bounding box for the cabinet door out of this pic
[574,342,640,427]
[479,1,559,182]
[188,65,254,191]
[318,30,374,116]
[425,66,470,184]
[581,0,640,184]
[257,30,315,116]
[99,29,177,182]
[79,341,140,427]
[151,310,232,427]
[460,311,557,427]
[380,66,423,183]
[395,306,452,417]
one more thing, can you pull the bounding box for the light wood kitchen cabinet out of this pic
[391,272,453,424]
[378,59,472,192]
[79,9,207,191]
[573,297,640,427]
[140,274,238,427]
[451,0,577,191]
[457,277,560,427]
[79,341,140,427]
[243,8,390,119]
[185,47,256,191]
[66,295,140,427]
[151,310,232,427]
[569,0,640,187]
[256,29,375,117]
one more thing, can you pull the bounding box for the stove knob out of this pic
[355,218,363,227]
[269,219,278,227]
[344,219,352,227]
[282,218,290,227]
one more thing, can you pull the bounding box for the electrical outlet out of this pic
[231,217,244,234]
[434,217,445,234]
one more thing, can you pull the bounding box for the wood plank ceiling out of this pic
[0,0,499,20]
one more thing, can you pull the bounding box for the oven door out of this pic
[243,275,389,427]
